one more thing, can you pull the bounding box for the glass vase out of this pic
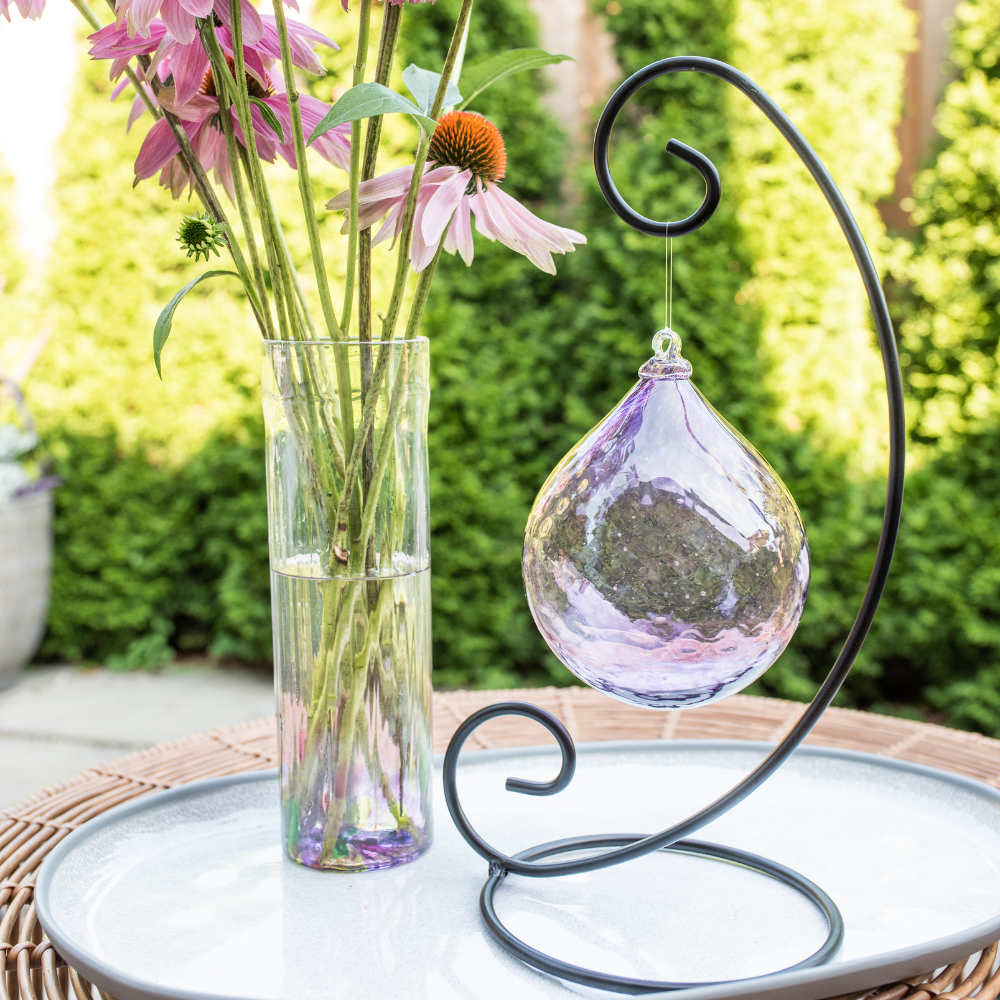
[262,338,432,872]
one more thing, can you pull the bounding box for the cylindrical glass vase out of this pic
[262,338,432,872]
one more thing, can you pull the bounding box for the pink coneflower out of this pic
[0,0,44,20]
[328,111,585,274]
[89,15,336,108]
[135,60,350,199]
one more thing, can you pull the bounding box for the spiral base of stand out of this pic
[480,835,844,996]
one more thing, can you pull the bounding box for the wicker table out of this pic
[5,688,1000,1000]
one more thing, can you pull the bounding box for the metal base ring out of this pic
[480,834,845,996]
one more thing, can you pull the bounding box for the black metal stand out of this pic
[443,56,906,995]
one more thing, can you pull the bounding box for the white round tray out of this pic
[35,741,1000,1000]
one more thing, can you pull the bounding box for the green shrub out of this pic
[41,419,270,664]
[31,0,1000,743]
[861,0,1000,732]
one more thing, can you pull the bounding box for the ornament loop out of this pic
[639,327,693,380]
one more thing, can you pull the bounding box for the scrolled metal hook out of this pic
[594,123,721,237]
[442,702,576,868]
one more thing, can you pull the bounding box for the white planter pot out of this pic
[0,491,53,688]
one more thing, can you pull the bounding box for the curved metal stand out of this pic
[444,55,906,994]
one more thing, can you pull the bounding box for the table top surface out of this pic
[5,688,1000,1000]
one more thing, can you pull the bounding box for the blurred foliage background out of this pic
[3,0,1000,733]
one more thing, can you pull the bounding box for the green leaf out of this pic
[308,82,437,145]
[457,49,574,111]
[249,97,284,144]
[154,271,240,379]
[402,64,462,116]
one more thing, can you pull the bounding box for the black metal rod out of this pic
[444,54,906,880]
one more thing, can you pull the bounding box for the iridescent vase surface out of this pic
[522,330,809,709]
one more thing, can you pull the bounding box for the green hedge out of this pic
[866,0,1000,728]
[20,0,1000,739]
[42,420,270,666]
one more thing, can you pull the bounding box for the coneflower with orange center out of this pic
[328,111,585,274]
[428,112,507,183]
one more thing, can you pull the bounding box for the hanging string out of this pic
[666,234,674,330]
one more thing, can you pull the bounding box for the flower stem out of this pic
[340,0,373,338]
[270,0,343,341]
[226,0,297,339]
[380,0,474,343]
[319,344,410,854]
[358,4,403,566]
[201,19,273,336]
[403,240,444,339]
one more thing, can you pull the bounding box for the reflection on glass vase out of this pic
[262,338,432,872]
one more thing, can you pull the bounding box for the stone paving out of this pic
[0,663,275,809]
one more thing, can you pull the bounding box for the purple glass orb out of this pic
[522,330,809,709]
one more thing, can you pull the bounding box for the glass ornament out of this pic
[522,329,809,709]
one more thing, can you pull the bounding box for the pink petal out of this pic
[145,33,173,83]
[231,105,276,162]
[169,38,209,106]
[256,15,337,61]
[281,0,299,11]
[421,168,471,245]
[327,163,420,211]
[214,146,236,202]
[248,101,280,159]
[339,196,404,234]
[261,97,297,167]
[362,198,400,230]
[468,179,507,244]
[469,179,555,271]
[156,88,218,122]
[244,18,279,57]
[215,0,263,46]
[176,0,212,15]
[14,0,44,18]
[409,185,446,272]
[134,116,181,180]
[242,47,270,91]
[126,92,148,132]
[443,197,474,266]
[89,20,163,58]
[122,0,162,38]
[110,77,130,101]
[159,156,192,199]
[194,122,233,201]
[298,97,349,169]
[371,200,406,247]
[158,0,196,44]
[188,117,216,170]
[242,3,264,45]
[410,232,440,272]
[483,180,586,253]
[471,180,585,274]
